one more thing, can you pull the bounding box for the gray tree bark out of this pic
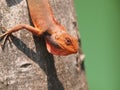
[0,0,88,90]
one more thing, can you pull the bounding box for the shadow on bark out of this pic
[4,0,64,89]
[6,0,22,7]
[10,35,64,90]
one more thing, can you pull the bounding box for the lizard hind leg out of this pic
[0,27,11,48]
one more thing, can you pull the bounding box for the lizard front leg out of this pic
[0,24,45,47]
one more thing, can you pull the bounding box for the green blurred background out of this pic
[74,0,120,90]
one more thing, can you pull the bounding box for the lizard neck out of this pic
[47,18,67,35]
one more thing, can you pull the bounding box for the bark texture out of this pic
[0,0,88,90]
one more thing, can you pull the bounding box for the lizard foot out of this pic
[0,27,12,49]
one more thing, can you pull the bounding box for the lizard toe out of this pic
[0,27,11,49]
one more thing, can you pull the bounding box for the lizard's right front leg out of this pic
[0,24,45,47]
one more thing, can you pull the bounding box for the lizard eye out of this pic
[65,38,72,45]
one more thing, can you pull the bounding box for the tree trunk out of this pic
[0,0,88,90]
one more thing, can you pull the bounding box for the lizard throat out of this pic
[45,36,61,49]
[45,37,76,56]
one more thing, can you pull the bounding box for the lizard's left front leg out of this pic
[0,24,46,47]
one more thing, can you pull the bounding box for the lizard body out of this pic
[0,0,79,56]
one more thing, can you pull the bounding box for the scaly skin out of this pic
[0,0,79,56]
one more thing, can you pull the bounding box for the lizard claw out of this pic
[0,27,11,49]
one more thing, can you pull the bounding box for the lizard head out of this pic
[45,31,79,56]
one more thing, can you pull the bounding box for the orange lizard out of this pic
[0,0,79,56]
